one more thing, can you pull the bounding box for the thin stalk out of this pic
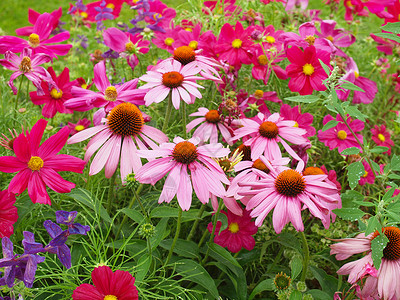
[14,76,24,116]
[197,228,209,249]
[187,204,206,241]
[182,101,187,139]
[202,199,223,265]
[164,207,183,266]
[299,231,310,282]
[107,171,118,214]
[162,93,173,133]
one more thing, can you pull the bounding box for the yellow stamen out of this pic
[106,3,115,9]
[337,130,347,140]
[232,39,242,49]
[75,125,85,132]
[228,222,239,233]
[164,37,174,46]
[265,36,275,44]
[28,33,40,48]
[378,133,385,142]
[80,12,88,18]
[188,40,198,50]
[302,63,314,76]
[28,156,44,171]
[50,88,63,99]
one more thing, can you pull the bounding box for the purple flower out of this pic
[69,0,87,14]
[95,0,114,21]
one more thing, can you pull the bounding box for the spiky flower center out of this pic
[378,133,385,142]
[228,222,240,233]
[337,130,347,140]
[205,110,220,123]
[259,121,279,139]
[28,33,40,47]
[254,90,264,99]
[28,156,44,171]
[50,88,63,99]
[107,102,143,136]
[105,86,118,101]
[19,57,32,73]
[162,71,184,88]
[218,158,232,172]
[104,296,118,300]
[305,35,315,46]
[172,141,198,164]
[164,37,174,46]
[173,46,196,65]
[257,55,268,66]
[8,138,16,151]
[236,144,252,161]
[302,63,315,76]
[75,125,85,132]
[326,35,334,42]
[274,272,291,290]
[125,41,135,52]
[252,159,270,173]
[372,227,400,260]
[303,167,325,176]
[232,39,243,49]
[265,36,276,44]
[188,40,198,50]
[275,169,306,197]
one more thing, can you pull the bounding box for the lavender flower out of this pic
[95,0,114,21]
[69,0,87,14]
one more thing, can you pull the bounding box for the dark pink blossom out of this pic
[280,104,315,137]
[16,7,63,36]
[371,124,394,155]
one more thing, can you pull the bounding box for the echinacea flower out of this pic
[72,265,138,300]
[238,160,341,232]
[207,208,258,253]
[0,119,85,205]
[135,137,230,210]
[0,191,18,238]
[68,102,168,183]
[67,118,91,136]
[330,227,400,300]
[371,124,394,155]
[0,48,55,96]
[139,59,204,109]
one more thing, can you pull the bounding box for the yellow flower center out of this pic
[164,37,174,46]
[294,121,299,128]
[153,13,162,20]
[254,90,264,99]
[354,71,359,78]
[80,12,88,19]
[257,55,268,66]
[28,156,44,171]
[105,86,118,101]
[265,35,275,44]
[378,133,385,142]
[185,28,193,32]
[398,13,400,21]
[125,41,135,52]
[19,57,32,73]
[228,222,240,233]
[362,171,368,178]
[326,35,334,42]
[75,125,85,132]
[346,0,353,7]
[28,33,40,47]
[232,39,243,49]
[104,296,118,300]
[337,130,347,140]
[106,3,115,9]
[81,83,88,89]
[188,40,198,50]
[302,63,315,76]
[305,35,315,46]
[50,88,63,99]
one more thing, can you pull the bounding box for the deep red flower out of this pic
[371,124,394,155]
[0,190,18,238]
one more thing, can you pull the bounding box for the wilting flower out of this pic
[0,119,85,205]
[67,118,91,136]
[207,208,258,253]
[72,265,139,300]
[371,124,394,155]
[0,191,18,238]
[136,137,230,210]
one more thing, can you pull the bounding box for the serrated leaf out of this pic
[290,257,303,280]
[248,279,275,300]
[285,95,320,103]
[318,59,331,76]
[321,120,339,131]
[341,147,361,155]
[370,146,389,154]
[371,233,388,269]
[365,216,380,236]
[333,208,365,221]
[346,106,367,122]
[383,187,396,203]
[347,161,365,189]
[385,210,400,222]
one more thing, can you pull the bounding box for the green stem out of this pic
[187,204,206,241]
[182,101,187,139]
[164,207,183,266]
[197,228,209,249]
[299,231,310,282]
[202,199,223,265]
[107,171,118,214]
[162,93,173,133]
[14,76,24,116]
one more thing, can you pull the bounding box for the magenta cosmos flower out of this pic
[316,20,355,57]
[29,67,79,118]
[139,59,204,109]
[330,227,400,300]
[358,160,375,186]
[0,190,18,238]
[280,104,316,137]
[317,114,364,153]
[207,208,258,253]
[371,124,394,155]
[0,119,85,205]
[238,160,341,232]
[231,112,309,167]
[16,7,62,36]
[72,265,138,300]
[67,118,91,136]
[135,137,230,211]
[0,13,72,58]
[286,45,331,95]
[65,60,147,113]
[186,107,233,145]
[0,48,55,96]
[68,102,167,183]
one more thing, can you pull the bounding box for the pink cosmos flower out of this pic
[139,59,204,109]
[207,208,258,253]
[215,22,254,68]
[245,90,282,115]
[67,119,92,136]
[103,27,150,69]
[135,137,230,211]
[238,160,341,232]
[286,45,331,95]
[344,0,369,21]
[330,227,400,300]
[152,25,181,53]
[0,48,55,96]
[370,33,398,56]
[0,190,18,238]
[174,23,202,50]
[186,107,233,145]
[280,104,315,137]
[16,7,63,36]
[0,13,72,58]
[320,165,341,192]
[29,67,79,118]
[68,102,167,183]
[141,0,176,29]
[371,124,394,155]
[359,160,375,186]
[65,61,147,113]
[231,112,309,167]
[70,0,123,23]
[285,0,309,10]
[203,0,239,15]
[0,119,85,205]
[317,114,364,153]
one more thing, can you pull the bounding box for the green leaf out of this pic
[307,290,332,300]
[276,232,302,252]
[375,32,400,43]
[207,242,242,271]
[284,95,320,103]
[381,22,400,34]
[321,120,339,132]
[310,266,338,296]
[370,146,389,154]
[388,174,400,180]
[248,279,274,300]
[150,206,211,222]
[371,160,381,173]
[333,208,365,221]
[371,233,389,269]
[391,155,400,171]
[120,208,145,224]
[346,106,367,122]
[353,200,375,207]
[289,290,302,300]
[150,218,169,250]
[365,216,381,236]
[341,190,365,208]
[290,257,303,280]
[318,59,331,76]
[347,161,365,189]
[341,147,360,155]
[217,212,228,234]
[160,239,200,259]
[176,259,219,299]
[340,81,365,92]
[383,187,396,203]
[135,254,151,282]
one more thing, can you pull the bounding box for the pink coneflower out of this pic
[68,102,167,182]
[0,190,18,238]
[139,59,204,109]
[286,45,331,95]
[16,7,62,36]
[135,137,230,211]
[370,33,397,56]
[371,124,394,155]
[0,128,21,151]
[231,112,309,166]
[330,227,400,300]
[280,104,315,137]
[207,208,258,253]
[0,48,55,96]
[317,114,364,153]
[65,60,146,113]
[72,265,138,300]
[67,118,91,136]
[186,107,233,145]
[359,160,375,186]
[238,160,341,232]
[0,119,85,205]
[29,67,78,118]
